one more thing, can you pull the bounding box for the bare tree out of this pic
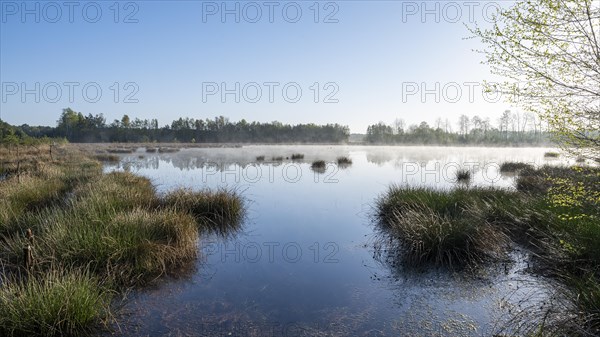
[393,118,405,134]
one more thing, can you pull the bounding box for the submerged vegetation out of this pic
[375,162,600,334]
[0,144,245,336]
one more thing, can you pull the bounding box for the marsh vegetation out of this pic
[454,168,471,182]
[0,145,245,336]
[375,162,600,334]
[499,161,534,173]
[336,156,352,166]
[310,160,327,173]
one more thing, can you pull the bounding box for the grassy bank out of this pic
[375,163,600,334]
[0,144,245,336]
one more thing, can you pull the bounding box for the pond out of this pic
[103,145,566,336]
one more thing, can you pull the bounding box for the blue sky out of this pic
[0,0,514,133]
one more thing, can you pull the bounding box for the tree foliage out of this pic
[471,0,599,159]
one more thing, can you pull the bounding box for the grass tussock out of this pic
[106,148,133,154]
[158,147,178,153]
[311,160,327,172]
[162,188,245,235]
[544,151,560,158]
[376,163,600,334]
[291,153,304,160]
[455,168,471,182]
[256,155,265,162]
[145,147,158,153]
[0,269,112,337]
[499,161,534,173]
[271,156,284,161]
[336,156,352,166]
[375,186,511,267]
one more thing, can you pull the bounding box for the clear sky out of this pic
[0,0,515,133]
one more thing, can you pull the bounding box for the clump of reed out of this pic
[499,161,534,173]
[455,168,471,182]
[336,156,352,166]
[158,147,179,153]
[255,155,265,162]
[271,156,284,161]
[544,151,560,158]
[375,186,514,267]
[106,148,133,154]
[0,269,112,337]
[291,154,304,160]
[162,188,245,236]
[311,160,326,169]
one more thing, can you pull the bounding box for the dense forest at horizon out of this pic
[0,108,555,146]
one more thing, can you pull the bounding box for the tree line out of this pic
[366,110,553,145]
[7,108,350,143]
[2,108,557,145]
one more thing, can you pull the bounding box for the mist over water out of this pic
[103,145,565,336]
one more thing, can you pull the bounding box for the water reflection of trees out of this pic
[114,152,347,173]
[113,154,259,172]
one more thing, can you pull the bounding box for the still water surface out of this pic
[103,146,567,336]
